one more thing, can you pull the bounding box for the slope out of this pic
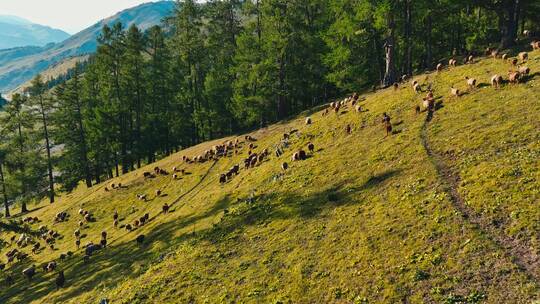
[1,47,539,304]
[0,1,174,94]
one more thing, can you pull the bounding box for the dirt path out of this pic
[421,109,540,284]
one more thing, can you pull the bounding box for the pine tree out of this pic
[28,75,55,203]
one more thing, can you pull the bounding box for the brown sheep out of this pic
[508,71,521,84]
[415,105,421,114]
[345,124,352,135]
[519,52,528,62]
[156,190,162,197]
[518,66,530,76]
[510,58,518,66]
[393,82,399,90]
[163,203,170,214]
[307,143,315,153]
[465,76,477,89]
[449,87,458,98]
[413,83,421,93]
[491,75,503,88]
[531,41,540,50]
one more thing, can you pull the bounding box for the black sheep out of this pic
[22,265,36,281]
[55,271,65,290]
[136,235,145,245]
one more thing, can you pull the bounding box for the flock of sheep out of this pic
[0,38,538,296]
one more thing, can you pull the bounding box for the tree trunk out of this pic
[73,76,93,188]
[277,53,287,119]
[500,0,520,49]
[38,95,55,203]
[425,13,433,69]
[0,162,9,217]
[383,9,396,87]
[404,0,412,76]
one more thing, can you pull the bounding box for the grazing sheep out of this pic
[531,41,540,50]
[100,238,107,248]
[46,261,57,272]
[78,221,84,227]
[136,235,145,245]
[298,150,307,160]
[307,143,315,153]
[163,203,170,214]
[113,220,119,228]
[393,82,399,90]
[415,105,421,114]
[465,77,477,89]
[32,242,41,254]
[345,124,352,135]
[382,113,392,137]
[22,265,36,281]
[113,211,118,221]
[519,52,528,62]
[467,55,474,64]
[305,117,312,125]
[75,239,81,249]
[518,66,530,76]
[101,231,107,240]
[491,75,503,88]
[502,53,509,60]
[436,63,443,72]
[413,83,421,93]
[449,58,457,67]
[78,209,84,216]
[450,87,460,97]
[125,224,133,232]
[508,71,521,84]
[219,174,227,184]
[281,162,288,171]
[491,49,499,59]
[510,58,518,66]
[104,187,109,192]
[55,271,65,290]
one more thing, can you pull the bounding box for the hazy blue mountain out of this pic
[0,1,175,94]
[0,15,70,49]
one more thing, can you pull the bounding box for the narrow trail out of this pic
[420,109,540,284]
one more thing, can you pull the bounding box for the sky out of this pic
[0,0,155,34]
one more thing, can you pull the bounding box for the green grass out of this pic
[1,48,540,303]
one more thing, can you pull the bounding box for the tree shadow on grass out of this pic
[0,169,401,303]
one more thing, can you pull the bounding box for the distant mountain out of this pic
[0,1,175,94]
[0,15,70,49]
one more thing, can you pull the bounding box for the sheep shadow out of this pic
[477,83,491,89]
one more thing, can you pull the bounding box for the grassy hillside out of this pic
[5,55,89,99]
[1,46,540,303]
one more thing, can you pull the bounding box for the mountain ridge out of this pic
[0,16,70,50]
[0,1,175,94]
